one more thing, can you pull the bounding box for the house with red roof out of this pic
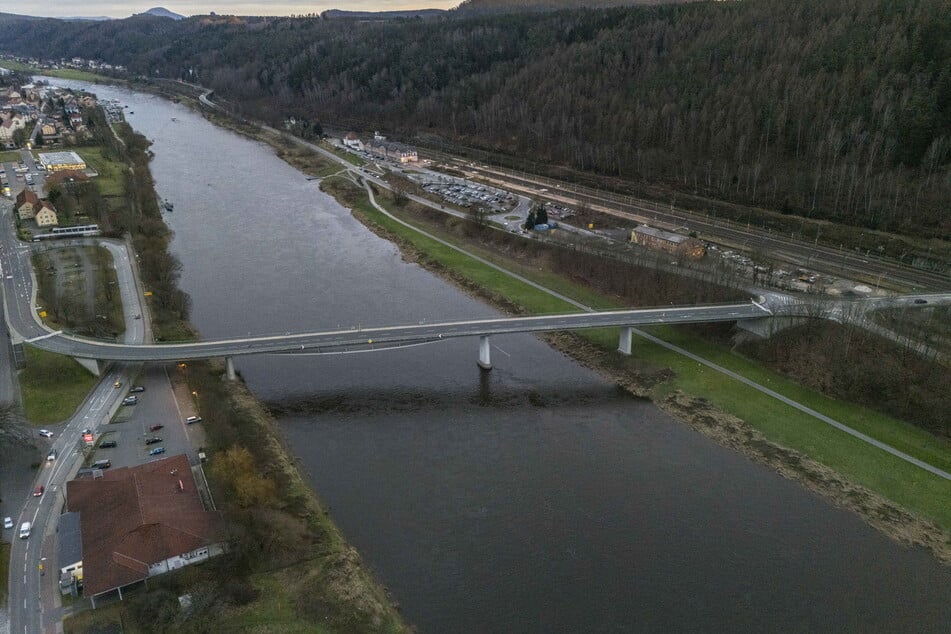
[65,454,226,607]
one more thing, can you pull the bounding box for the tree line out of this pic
[1,0,948,242]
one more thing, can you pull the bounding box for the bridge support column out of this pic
[74,357,104,377]
[477,335,492,371]
[617,327,632,355]
[225,357,236,381]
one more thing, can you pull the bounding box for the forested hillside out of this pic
[1,0,949,239]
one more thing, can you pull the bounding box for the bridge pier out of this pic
[617,327,633,355]
[225,356,236,381]
[74,357,105,377]
[477,335,492,371]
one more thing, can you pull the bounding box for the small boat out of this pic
[171,117,177,122]
[163,200,174,212]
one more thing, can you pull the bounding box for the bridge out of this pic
[22,302,772,379]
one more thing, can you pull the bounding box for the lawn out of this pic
[340,177,951,531]
[20,347,97,424]
[0,150,22,162]
[320,141,367,167]
[70,146,126,197]
[64,601,126,634]
[0,59,113,83]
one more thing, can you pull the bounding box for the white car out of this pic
[3,517,12,529]
[38,429,53,438]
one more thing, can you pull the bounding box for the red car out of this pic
[148,424,164,432]
[32,485,44,497]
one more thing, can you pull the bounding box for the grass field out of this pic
[70,146,126,198]
[64,601,126,634]
[331,177,951,532]
[0,59,113,83]
[321,140,367,167]
[20,347,97,424]
[0,150,22,162]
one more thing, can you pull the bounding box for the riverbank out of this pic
[150,79,951,555]
[11,93,410,631]
[315,175,951,563]
[174,360,408,631]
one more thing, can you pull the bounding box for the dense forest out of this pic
[1,0,949,239]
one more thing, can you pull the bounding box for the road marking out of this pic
[492,344,511,357]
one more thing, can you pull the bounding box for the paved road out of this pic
[19,303,772,361]
[3,214,151,634]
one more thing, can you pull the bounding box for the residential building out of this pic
[0,115,26,144]
[34,201,59,227]
[630,225,706,259]
[15,189,40,220]
[65,454,225,607]
[367,137,418,163]
[343,132,364,151]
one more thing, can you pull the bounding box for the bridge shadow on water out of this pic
[264,380,638,418]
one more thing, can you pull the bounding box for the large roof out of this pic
[66,454,224,597]
[37,150,84,167]
[58,511,83,568]
[633,224,692,245]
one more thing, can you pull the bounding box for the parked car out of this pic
[130,385,146,393]
[148,424,164,432]
[91,460,111,469]
[914,298,928,304]
[122,396,138,406]
[148,447,166,456]
[185,415,202,424]
[38,429,53,438]
[3,517,13,529]
[145,437,162,445]
[99,440,117,448]
[33,485,44,497]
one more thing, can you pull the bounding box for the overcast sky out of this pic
[4,0,454,19]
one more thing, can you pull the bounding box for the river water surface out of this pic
[48,79,951,632]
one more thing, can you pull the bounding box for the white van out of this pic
[19,521,31,539]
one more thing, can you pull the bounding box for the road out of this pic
[2,211,150,634]
[14,303,772,362]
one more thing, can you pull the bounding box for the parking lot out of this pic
[418,179,516,213]
[83,364,204,472]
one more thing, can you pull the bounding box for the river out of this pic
[45,79,951,632]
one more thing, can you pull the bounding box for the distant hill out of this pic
[139,7,184,20]
[60,16,112,21]
[0,11,44,21]
[454,0,698,12]
[321,9,446,20]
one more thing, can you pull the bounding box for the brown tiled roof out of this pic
[15,189,39,207]
[35,200,56,214]
[46,170,88,186]
[66,454,224,597]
